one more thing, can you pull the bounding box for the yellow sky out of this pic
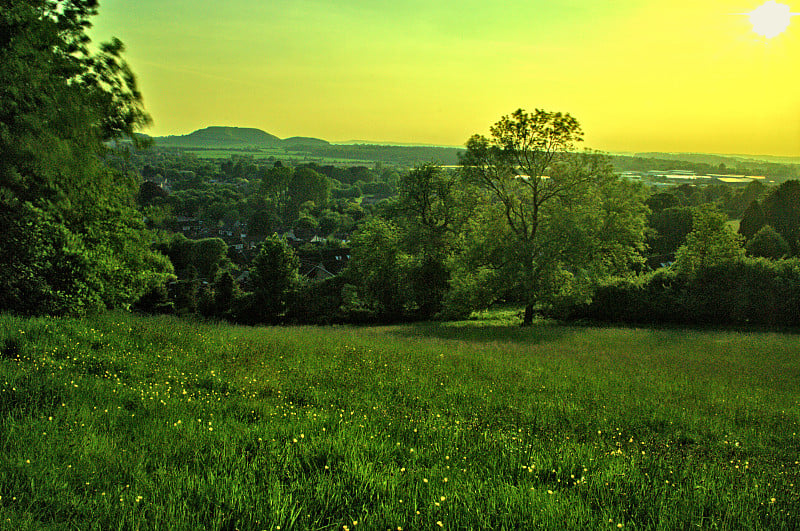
[90,1,800,156]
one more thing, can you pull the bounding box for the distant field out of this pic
[182,148,375,166]
[1,313,798,529]
[184,149,277,159]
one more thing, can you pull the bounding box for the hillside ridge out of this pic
[154,126,336,149]
[157,126,283,147]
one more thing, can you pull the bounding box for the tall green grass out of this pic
[0,312,798,529]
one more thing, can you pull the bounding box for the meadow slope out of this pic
[0,313,798,529]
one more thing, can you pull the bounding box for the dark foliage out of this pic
[746,225,790,260]
[0,202,103,315]
[566,258,800,327]
[739,200,767,241]
[0,0,172,315]
[247,235,300,323]
[763,181,800,255]
[285,277,348,325]
[647,207,695,256]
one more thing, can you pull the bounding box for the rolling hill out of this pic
[148,126,465,166]
[155,126,285,148]
[146,127,797,174]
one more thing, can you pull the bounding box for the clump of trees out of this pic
[739,181,800,256]
[166,110,651,327]
[341,110,649,325]
[131,153,378,253]
[567,200,800,327]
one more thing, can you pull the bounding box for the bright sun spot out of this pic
[747,1,796,38]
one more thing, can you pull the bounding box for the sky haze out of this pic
[90,0,800,156]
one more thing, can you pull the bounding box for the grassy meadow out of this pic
[0,312,798,529]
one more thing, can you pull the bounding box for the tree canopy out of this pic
[456,109,648,324]
[674,205,745,276]
[746,225,789,260]
[247,235,300,323]
[0,0,172,315]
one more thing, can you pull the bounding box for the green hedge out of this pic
[568,258,800,326]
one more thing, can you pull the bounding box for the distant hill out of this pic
[156,127,283,148]
[282,136,331,149]
[153,127,340,151]
[149,126,464,165]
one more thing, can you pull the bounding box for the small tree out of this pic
[746,225,790,260]
[346,217,411,318]
[739,200,766,241]
[292,214,319,241]
[249,234,300,322]
[674,205,744,276]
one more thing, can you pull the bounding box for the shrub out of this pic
[747,225,790,259]
[0,202,104,316]
[285,276,348,324]
[567,258,800,327]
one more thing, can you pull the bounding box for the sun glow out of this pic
[747,1,797,38]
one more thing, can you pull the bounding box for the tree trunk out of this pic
[522,303,534,327]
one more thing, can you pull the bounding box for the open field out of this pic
[0,313,798,529]
[183,149,284,159]
[181,147,376,166]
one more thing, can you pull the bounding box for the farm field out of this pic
[0,312,798,529]
[182,149,284,159]
[181,147,377,166]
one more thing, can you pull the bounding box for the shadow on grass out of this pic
[565,317,800,336]
[386,319,578,345]
[386,313,800,347]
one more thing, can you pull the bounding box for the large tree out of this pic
[395,164,475,317]
[285,166,330,220]
[457,109,648,325]
[0,0,172,314]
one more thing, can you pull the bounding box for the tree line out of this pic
[4,1,800,327]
